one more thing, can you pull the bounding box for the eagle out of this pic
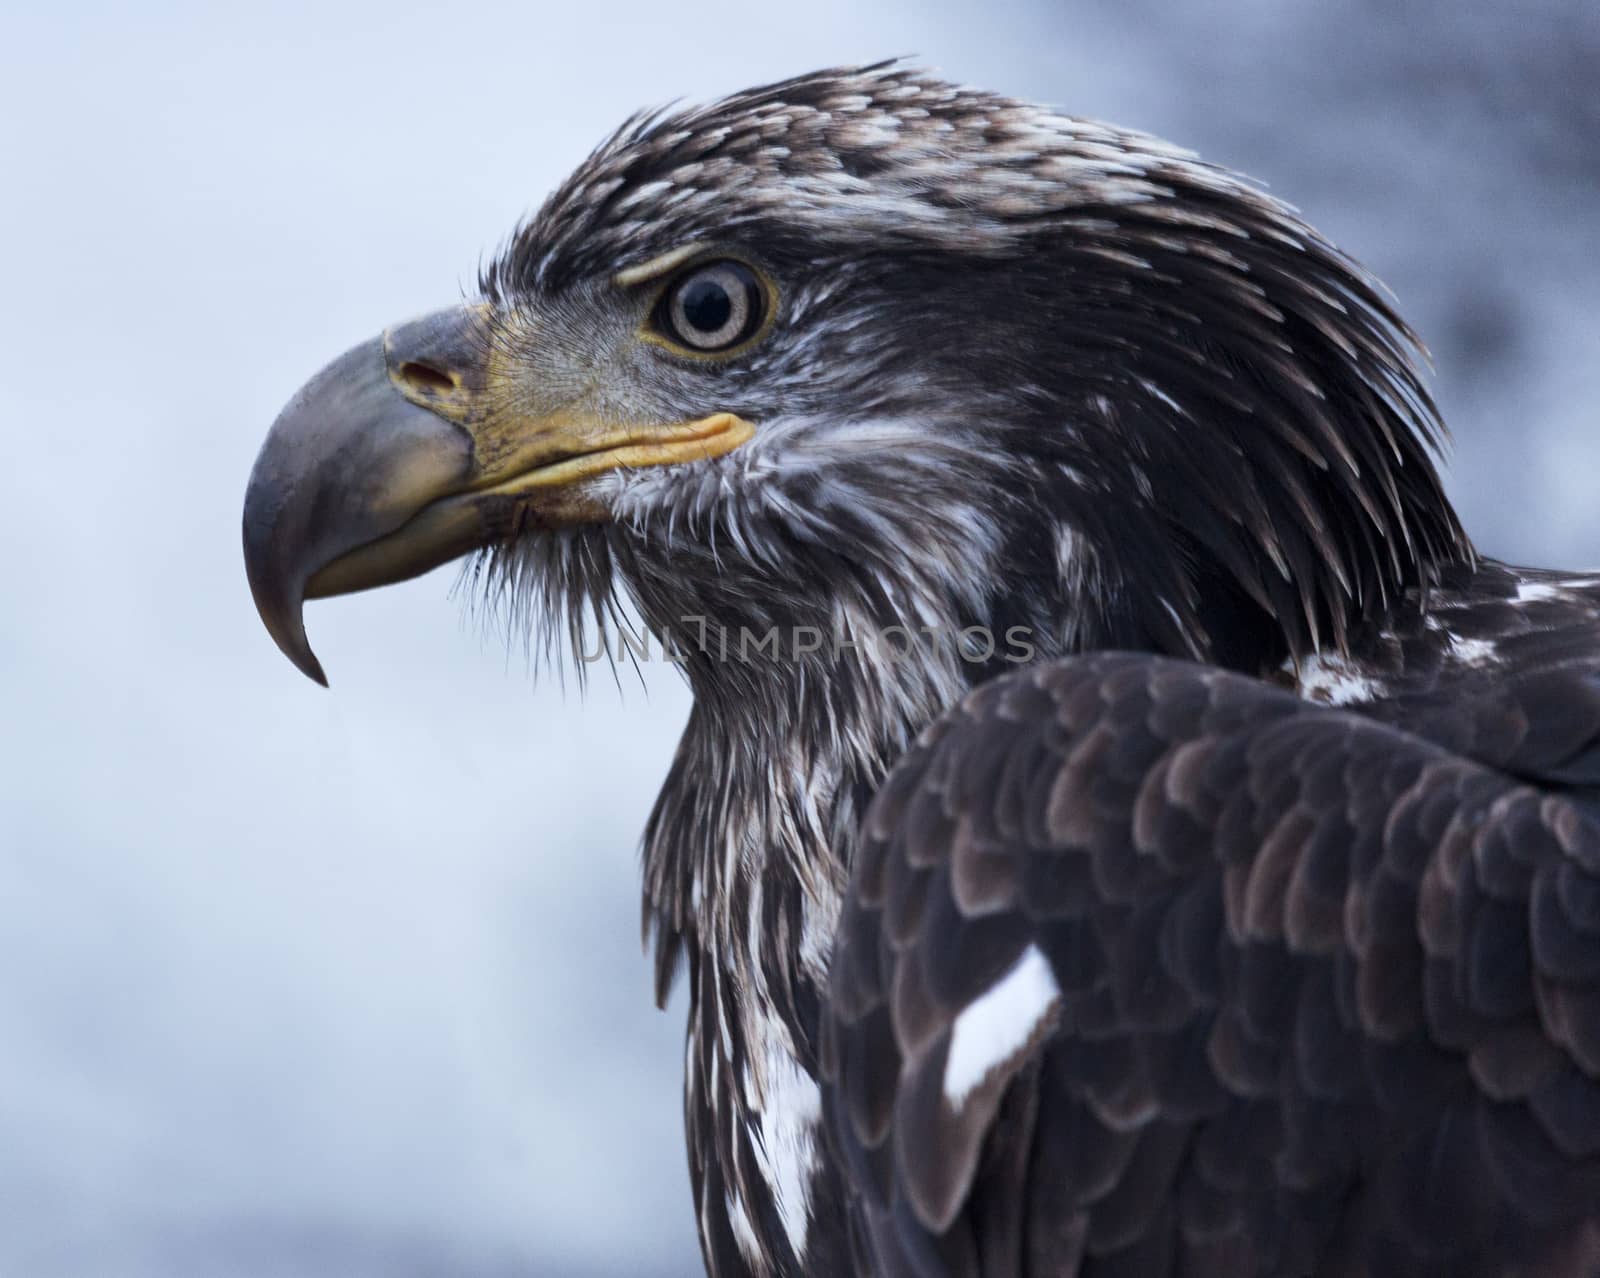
[242,65,1600,1278]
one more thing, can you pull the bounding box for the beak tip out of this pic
[297,649,331,689]
[244,541,330,689]
[258,595,331,688]
[274,621,331,687]
[269,599,330,687]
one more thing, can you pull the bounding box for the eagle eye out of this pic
[651,260,769,354]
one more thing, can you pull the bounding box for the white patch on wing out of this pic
[1446,634,1499,666]
[943,944,1061,1108]
[1515,580,1562,604]
[1294,651,1383,705]
[747,1037,822,1261]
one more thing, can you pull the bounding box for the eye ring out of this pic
[649,259,772,355]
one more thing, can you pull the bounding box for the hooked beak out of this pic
[242,304,752,685]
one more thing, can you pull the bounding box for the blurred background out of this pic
[1,1,1595,1274]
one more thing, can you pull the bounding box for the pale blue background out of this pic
[2,2,1596,1275]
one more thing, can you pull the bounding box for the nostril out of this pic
[397,360,457,394]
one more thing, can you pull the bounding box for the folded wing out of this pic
[822,652,1600,1278]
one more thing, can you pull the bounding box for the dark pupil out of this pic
[680,278,733,333]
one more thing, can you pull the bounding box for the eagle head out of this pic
[244,63,1468,695]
